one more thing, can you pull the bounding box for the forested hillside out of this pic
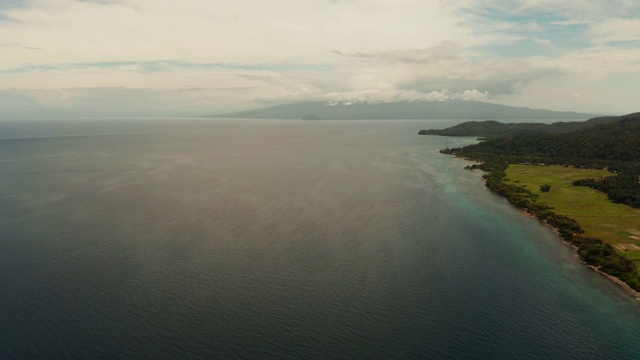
[421,115,618,137]
[454,112,640,161]
[445,112,640,207]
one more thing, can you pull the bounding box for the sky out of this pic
[1,0,640,118]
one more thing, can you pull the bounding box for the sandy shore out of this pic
[518,207,640,300]
[587,264,640,300]
[463,157,640,300]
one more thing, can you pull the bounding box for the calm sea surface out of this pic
[1,119,640,359]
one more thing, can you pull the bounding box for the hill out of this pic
[420,116,617,137]
[454,112,640,163]
[206,100,598,120]
[445,112,640,213]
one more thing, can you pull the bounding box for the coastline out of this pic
[588,264,640,300]
[518,209,640,300]
[474,161,640,301]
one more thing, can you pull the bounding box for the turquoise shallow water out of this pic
[1,119,640,359]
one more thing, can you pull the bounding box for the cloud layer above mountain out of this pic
[1,0,639,118]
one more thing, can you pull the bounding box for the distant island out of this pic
[301,113,322,120]
[206,100,599,120]
[428,112,640,297]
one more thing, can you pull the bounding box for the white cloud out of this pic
[0,87,258,118]
[588,18,640,44]
[448,0,639,21]
[0,0,464,69]
[532,38,551,45]
[0,0,639,117]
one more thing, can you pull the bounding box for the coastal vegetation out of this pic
[436,112,640,293]
[505,165,640,255]
[420,115,618,137]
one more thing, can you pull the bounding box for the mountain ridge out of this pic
[420,115,620,137]
[205,100,599,120]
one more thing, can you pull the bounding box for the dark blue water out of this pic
[1,119,640,359]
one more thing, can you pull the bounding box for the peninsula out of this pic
[427,112,640,296]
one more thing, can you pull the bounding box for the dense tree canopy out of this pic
[446,112,640,208]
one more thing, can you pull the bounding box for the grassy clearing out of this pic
[504,165,640,264]
[625,251,640,262]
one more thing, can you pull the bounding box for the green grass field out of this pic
[504,165,640,263]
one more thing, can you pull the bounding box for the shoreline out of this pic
[518,208,640,300]
[469,160,640,301]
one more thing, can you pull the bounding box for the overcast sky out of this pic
[1,0,639,118]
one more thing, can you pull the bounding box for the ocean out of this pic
[1,118,640,359]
